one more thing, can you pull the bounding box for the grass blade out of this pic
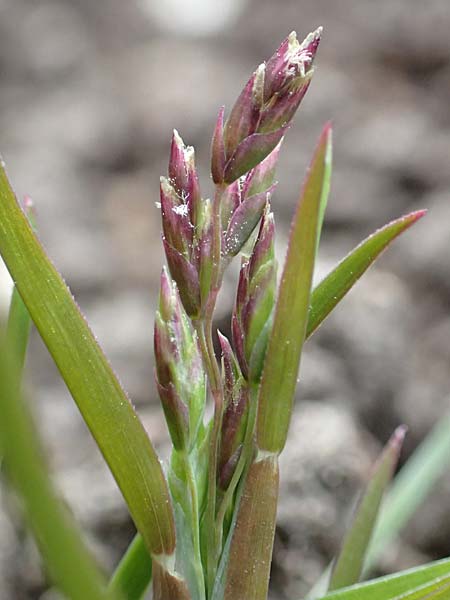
[309,413,450,598]
[365,413,450,569]
[221,126,332,600]
[6,198,35,375]
[6,287,31,375]
[316,122,332,254]
[315,557,450,600]
[329,427,406,591]
[108,534,151,600]
[257,123,332,453]
[0,163,175,557]
[390,576,450,600]
[323,574,450,600]
[0,330,113,600]
[307,210,426,339]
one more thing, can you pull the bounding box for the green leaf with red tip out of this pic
[310,411,450,599]
[316,122,332,254]
[256,124,332,453]
[307,210,427,340]
[0,163,176,557]
[314,558,450,600]
[329,426,407,592]
[366,412,450,571]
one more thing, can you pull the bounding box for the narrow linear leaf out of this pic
[316,121,332,254]
[6,287,31,376]
[257,123,332,453]
[366,412,450,570]
[307,210,426,339]
[315,558,450,600]
[329,426,406,591]
[0,332,113,600]
[108,534,151,600]
[391,576,450,600]
[309,412,450,598]
[223,456,279,600]
[6,198,35,375]
[323,575,450,600]
[0,164,175,556]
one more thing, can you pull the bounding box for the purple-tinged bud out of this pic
[224,64,265,162]
[231,310,247,380]
[220,179,241,233]
[156,378,189,451]
[219,445,243,491]
[258,29,321,133]
[224,186,275,257]
[211,106,226,184]
[162,238,201,318]
[217,332,249,490]
[169,130,201,222]
[160,130,204,317]
[218,331,242,403]
[248,205,275,280]
[222,143,281,259]
[223,126,287,184]
[232,205,277,381]
[197,197,214,308]
[264,29,320,101]
[242,141,282,198]
[154,268,206,451]
[212,27,322,184]
[160,177,193,255]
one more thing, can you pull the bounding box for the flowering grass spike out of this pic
[0,25,433,600]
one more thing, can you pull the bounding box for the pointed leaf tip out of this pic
[307,208,427,340]
[329,426,407,592]
[392,424,408,448]
[256,126,330,453]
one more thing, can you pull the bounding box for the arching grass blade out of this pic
[329,426,406,591]
[0,331,114,600]
[0,163,176,558]
[307,210,426,339]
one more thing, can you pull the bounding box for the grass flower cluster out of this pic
[0,26,448,600]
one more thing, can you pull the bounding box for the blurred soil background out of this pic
[1,0,450,598]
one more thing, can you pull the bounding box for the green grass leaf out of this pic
[390,576,450,600]
[329,427,406,591]
[6,287,31,374]
[0,331,114,600]
[6,198,35,376]
[108,534,151,600]
[309,413,450,598]
[256,123,332,453]
[365,413,450,570]
[307,210,426,339]
[0,163,175,557]
[315,122,332,254]
[316,558,450,600]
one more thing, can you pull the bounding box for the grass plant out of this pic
[0,27,447,600]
